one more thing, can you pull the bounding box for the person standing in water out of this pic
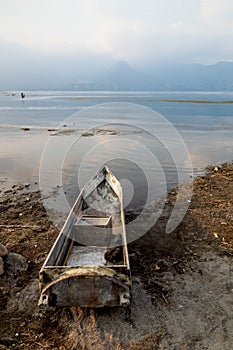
[21,92,25,99]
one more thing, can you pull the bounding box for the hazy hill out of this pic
[0,42,233,91]
[95,61,155,90]
[65,60,233,91]
[146,61,233,91]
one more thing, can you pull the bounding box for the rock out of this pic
[214,166,219,172]
[0,243,8,257]
[0,344,8,350]
[6,252,28,272]
[20,127,30,131]
[0,257,4,275]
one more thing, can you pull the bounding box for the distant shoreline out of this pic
[68,96,233,104]
[136,99,233,104]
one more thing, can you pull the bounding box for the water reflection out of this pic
[0,93,232,221]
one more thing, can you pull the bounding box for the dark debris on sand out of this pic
[0,163,233,349]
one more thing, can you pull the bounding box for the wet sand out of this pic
[0,163,233,349]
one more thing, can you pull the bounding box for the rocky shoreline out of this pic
[0,243,28,276]
[0,163,233,349]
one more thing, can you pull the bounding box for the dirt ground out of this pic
[0,163,233,349]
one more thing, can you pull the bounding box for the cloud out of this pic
[200,0,233,22]
[0,0,233,65]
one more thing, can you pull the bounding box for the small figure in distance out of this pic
[21,92,25,99]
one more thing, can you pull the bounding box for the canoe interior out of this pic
[39,167,131,308]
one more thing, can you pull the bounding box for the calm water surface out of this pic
[0,90,233,212]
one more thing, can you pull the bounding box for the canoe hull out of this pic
[39,167,131,308]
[39,266,131,308]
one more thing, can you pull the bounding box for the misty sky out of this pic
[0,0,233,67]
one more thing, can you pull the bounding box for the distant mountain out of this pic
[0,41,233,91]
[68,60,233,91]
[95,61,155,90]
[145,61,233,91]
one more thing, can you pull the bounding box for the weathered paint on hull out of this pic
[39,266,131,308]
[38,167,131,308]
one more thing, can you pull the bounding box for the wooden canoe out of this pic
[38,166,131,308]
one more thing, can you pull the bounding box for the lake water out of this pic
[0,90,233,217]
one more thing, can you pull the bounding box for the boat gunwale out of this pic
[39,166,131,307]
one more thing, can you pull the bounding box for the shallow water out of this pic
[0,90,233,214]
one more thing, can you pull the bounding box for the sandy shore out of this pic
[0,163,233,349]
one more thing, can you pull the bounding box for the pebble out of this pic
[6,252,28,272]
[0,257,4,275]
[0,243,8,257]
[4,189,12,194]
